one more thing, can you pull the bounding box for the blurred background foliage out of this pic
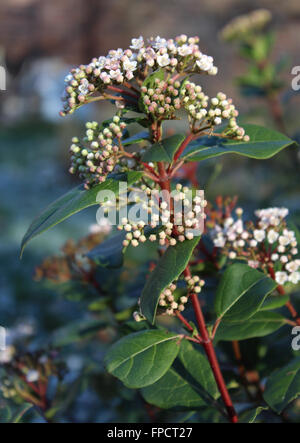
[0,0,300,422]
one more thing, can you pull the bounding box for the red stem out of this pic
[107,85,139,100]
[154,123,237,422]
[173,133,195,163]
[184,268,238,423]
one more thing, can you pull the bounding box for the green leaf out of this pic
[11,404,33,423]
[122,131,150,146]
[239,406,268,423]
[52,319,106,347]
[214,311,286,342]
[87,233,125,268]
[260,294,290,311]
[104,329,181,388]
[182,125,296,163]
[141,341,219,410]
[140,237,200,324]
[141,134,185,163]
[263,357,300,413]
[20,171,142,256]
[214,264,277,321]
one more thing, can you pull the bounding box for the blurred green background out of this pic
[0,0,299,422]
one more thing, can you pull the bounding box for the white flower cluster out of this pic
[117,184,206,248]
[221,9,272,42]
[61,34,218,115]
[211,207,300,286]
[69,117,130,189]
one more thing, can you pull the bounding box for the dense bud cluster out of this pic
[207,93,249,141]
[158,283,182,316]
[185,274,205,294]
[117,184,206,248]
[141,78,182,120]
[61,34,218,115]
[69,117,130,189]
[157,274,205,317]
[221,9,272,42]
[181,81,208,122]
[210,206,300,286]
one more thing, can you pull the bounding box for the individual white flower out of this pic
[130,36,144,50]
[229,251,237,259]
[280,256,288,264]
[275,271,288,285]
[253,229,266,242]
[122,57,137,72]
[271,253,279,261]
[267,229,279,244]
[26,370,40,383]
[289,272,300,284]
[0,346,14,364]
[133,311,145,322]
[196,55,214,72]
[248,260,260,269]
[151,36,167,49]
[279,236,290,247]
[214,235,226,248]
[178,44,193,56]
[286,261,300,273]
[250,239,258,248]
[157,54,171,67]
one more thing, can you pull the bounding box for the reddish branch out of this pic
[173,132,195,163]
[184,267,238,423]
[152,122,238,423]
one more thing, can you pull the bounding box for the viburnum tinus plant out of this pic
[21,35,300,423]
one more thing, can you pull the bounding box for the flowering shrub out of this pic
[18,34,300,423]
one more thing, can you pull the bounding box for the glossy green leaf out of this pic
[141,341,219,410]
[122,131,150,146]
[263,357,300,413]
[104,329,181,388]
[141,134,185,163]
[214,264,277,321]
[87,233,125,268]
[260,294,290,311]
[140,236,200,324]
[214,311,286,342]
[52,319,107,347]
[182,125,296,162]
[20,171,142,256]
[239,406,268,423]
[11,404,33,424]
